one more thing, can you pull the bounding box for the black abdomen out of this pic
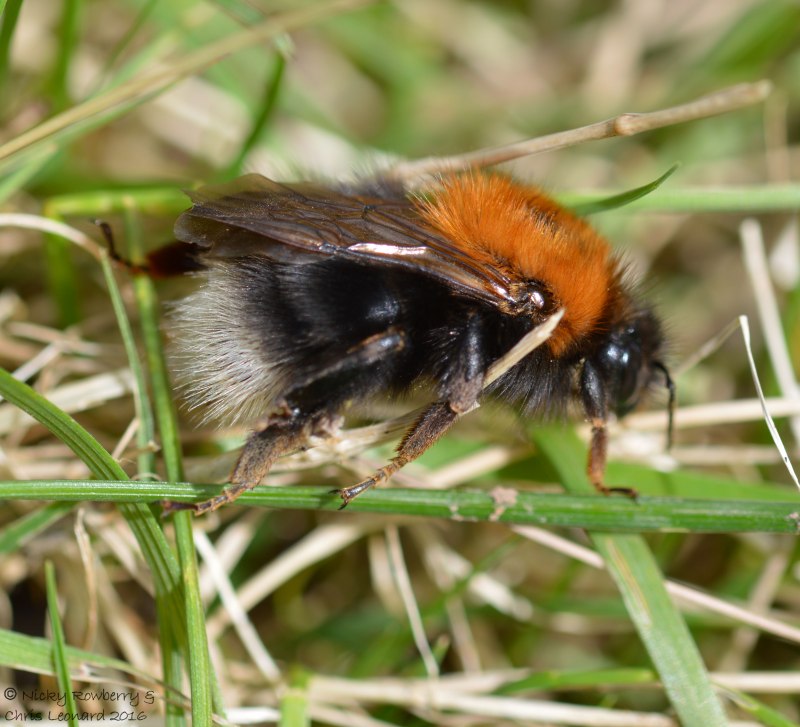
[170,254,574,426]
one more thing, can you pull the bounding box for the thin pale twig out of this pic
[0,212,105,260]
[205,521,381,639]
[623,396,800,431]
[385,525,439,678]
[672,318,740,377]
[513,525,800,646]
[193,530,281,683]
[740,219,800,446]
[738,315,800,490]
[388,82,772,188]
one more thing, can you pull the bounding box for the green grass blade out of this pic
[0,147,55,203]
[721,688,799,727]
[0,627,185,707]
[155,593,189,727]
[0,0,22,102]
[0,367,183,617]
[125,207,219,724]
[696,0,800,81]
[0,367,126,481]
[0,501,75,552]
[225,52,286,176]
[46,187,188,216]
[104,220,156,476]
[44,561,79,726]
[280,669,310,727]
[102,219,186,719]
[597,535,727,723]
[2,480,798,533]
[50,0,82,111]
[532,425,729,726]
[174,514,215,725]
[569,164,679,216]
[94,0,158,87]
[123,208,182,480]
[559,184,800,213]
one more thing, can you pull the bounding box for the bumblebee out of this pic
[163,172,672,513]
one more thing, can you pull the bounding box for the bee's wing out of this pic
[174,174,516,308]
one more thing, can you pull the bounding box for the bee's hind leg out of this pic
[163,326,407,516]
[336,312,488,508]
[335,400,460,508]
[162,404,308,516]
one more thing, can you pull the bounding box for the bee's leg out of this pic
[335,401,460,507]
[163,326,407,516]
[162,404,308,516]
[336,313,487,508]
[580,360,637,498]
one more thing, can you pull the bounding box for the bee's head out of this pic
[588,310,674,438]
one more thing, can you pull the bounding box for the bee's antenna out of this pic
[653,361,675,450]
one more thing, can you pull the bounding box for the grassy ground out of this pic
[1,1,800,725]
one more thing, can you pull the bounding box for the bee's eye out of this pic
[593,328,650,417]
[600,341,642,413]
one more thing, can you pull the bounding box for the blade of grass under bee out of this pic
[3,480,799,533]
[531,425,729,726]
[124,206,221,724]
[44,561,79,726]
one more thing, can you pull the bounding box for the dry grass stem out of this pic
[740,218,800,445]
[385,525,439,678]
[388,82,772,188]
[193,530,281,682]
[513,526,800,645]
[205,521,381,639]
[738,315,800,490]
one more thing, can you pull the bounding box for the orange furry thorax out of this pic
[416,174,621,355]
